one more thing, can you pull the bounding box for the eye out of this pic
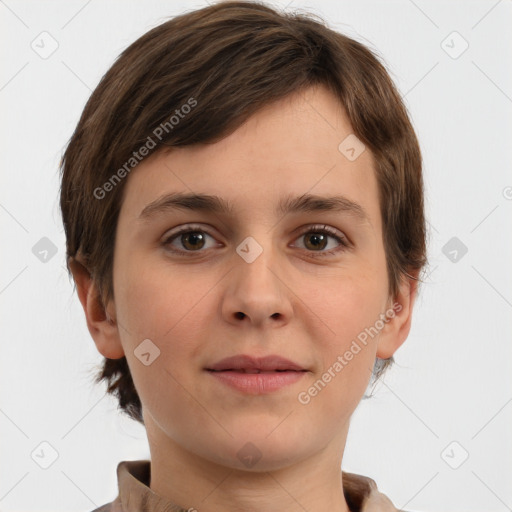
[292,224,349,257]
[163,225,219,254]
[162,223,350,257]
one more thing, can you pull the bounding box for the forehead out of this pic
[118,84,381,232]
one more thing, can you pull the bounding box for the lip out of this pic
[205,354,308,395]
[206,370,306,394]
[206,354,306,372]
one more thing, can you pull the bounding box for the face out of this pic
[105,84,404,471]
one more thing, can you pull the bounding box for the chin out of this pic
[201,430,311,472]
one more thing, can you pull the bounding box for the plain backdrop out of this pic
[1,1,511,511]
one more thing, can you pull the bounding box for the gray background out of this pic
[1,1,511,511]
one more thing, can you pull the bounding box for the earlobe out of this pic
[68,256,125,359]
[376,271,419,360]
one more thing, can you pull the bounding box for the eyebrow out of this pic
[138,191,371,224]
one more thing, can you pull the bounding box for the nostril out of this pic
[235,312,246,319]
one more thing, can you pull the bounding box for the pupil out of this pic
[183,232,204,250]
[306,233,326,250]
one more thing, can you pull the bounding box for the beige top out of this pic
[91,460,406,512]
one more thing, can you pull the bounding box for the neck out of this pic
[146,417,351,512]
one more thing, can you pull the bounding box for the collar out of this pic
[106,459,401,512]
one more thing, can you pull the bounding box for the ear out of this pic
[376,270,420,360]
[68,256,125,359]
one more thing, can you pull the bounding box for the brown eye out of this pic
[292,225,349,257]
[181,231,206,251]
[163,226,218,254]
[303,232,328,251]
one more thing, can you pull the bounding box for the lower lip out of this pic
[206,370,307,394]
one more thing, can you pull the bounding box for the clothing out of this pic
[91,460,405,512]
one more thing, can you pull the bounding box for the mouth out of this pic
[204,354,309,394]
[205,354,308,373]
[205,365,308,394]
[206,369,307,374]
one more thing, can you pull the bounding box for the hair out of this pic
[59,0,427,424]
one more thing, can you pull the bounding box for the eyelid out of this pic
[162,223,216,240]
[294,223,346,241]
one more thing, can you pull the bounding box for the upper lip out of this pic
[206,354,307,372]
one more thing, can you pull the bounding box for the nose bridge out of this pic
[222,233,292,326]
[235,234,280,299]
[237,236,277,287]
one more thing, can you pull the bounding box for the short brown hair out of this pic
[60,0,427,424]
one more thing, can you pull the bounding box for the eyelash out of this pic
[162,224,350,258]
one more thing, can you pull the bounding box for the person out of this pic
[59,1,427,510]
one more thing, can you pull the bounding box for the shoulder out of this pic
[89,505,111,512]
[87,459,150,512]
[342,470,407,512]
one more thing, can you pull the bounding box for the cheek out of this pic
[113,262,218,421]
[302,268,387,345]
[296,287,380,434]
[115,255,215,340]
[298,270,386,401]
[113,258,222,392]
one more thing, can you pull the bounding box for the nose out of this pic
[221,240,293,328]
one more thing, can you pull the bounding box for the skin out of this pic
[71,83,417,512]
